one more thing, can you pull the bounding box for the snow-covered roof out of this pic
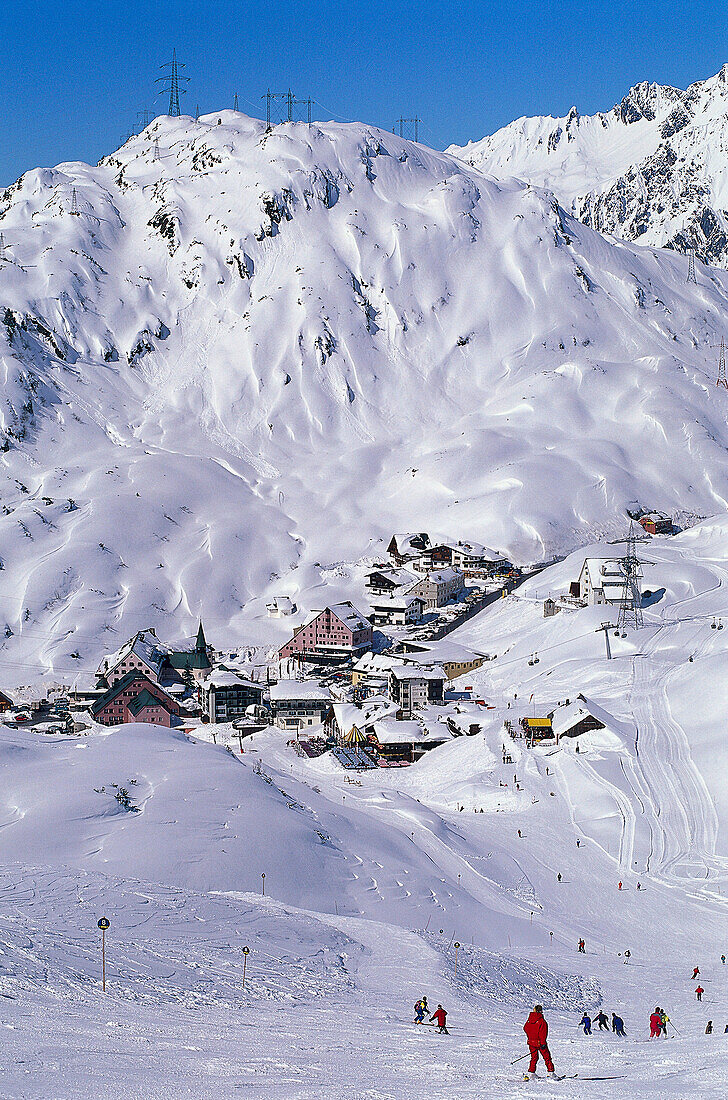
[266,596,296,612]
[203,671,260,690]
[370,715,451,744]
[269,679,330,702]
[399,640,486,663]
[551,694,613,738]
[366,568,417,586]
[371,594,424,611]
[582,558,626,588]
[99,628,172,676]
[390,533,430,555]
[352,652,402,675]
[327,602,371,629]
[390,664,447,682]
[415,567,462,585]
[431,538,504,561]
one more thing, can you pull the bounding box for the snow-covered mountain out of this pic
[449,64,728,266]
[1,110,728,678]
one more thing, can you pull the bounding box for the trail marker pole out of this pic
[242,945,250,989]
[261,873,266,896]
[454,941,460,977]
[97,917,110,992]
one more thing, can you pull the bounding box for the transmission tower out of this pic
[687,248,697,284]
[394,117,421,142]
[261,89,310,130]
[70,188,79,216]
[233,92,239,111]
[0,233,6,262]
[156,49,189,117]
[137,108,151,131]
[609,521,650,630]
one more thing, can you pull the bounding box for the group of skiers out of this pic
[649,1008,671,1038]
[579,1010,625,1036]
[414,996,449,1033]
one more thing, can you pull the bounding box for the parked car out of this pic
[13,711,31,723]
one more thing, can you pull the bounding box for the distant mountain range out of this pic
[449,64,728,266]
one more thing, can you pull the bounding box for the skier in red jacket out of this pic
[649,1009,662,1038]
[523,1004,556,1080]
[696,985,704,1002]
[430,1004,449,1033]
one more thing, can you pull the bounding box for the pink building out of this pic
[279,602,373,663]
[91,670,181,727]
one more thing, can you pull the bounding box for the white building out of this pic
[266,596,297,618]
[577,558,627,605]
[269,680,330,731]
[369,594,425,627]
[407,568,465,609]
[199,671,263,723]
[389,665,446,717]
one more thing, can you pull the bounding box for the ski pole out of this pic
[510,1051,532,1065]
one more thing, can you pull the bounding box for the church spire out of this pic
[196,621,207,652]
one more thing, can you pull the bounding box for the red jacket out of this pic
[431,1007,447,1027]
[696,986,704,995]
[524,1010,548,1047]
[649,1013,662,1030]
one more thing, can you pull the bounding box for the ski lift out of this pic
[621,632,627,639]
[533,653,540,664]
[528,654,535,666]
[718,619,724,631]
[711,617,717,629]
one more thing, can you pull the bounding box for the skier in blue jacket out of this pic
[579,1013,592,1035]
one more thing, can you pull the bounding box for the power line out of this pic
[393,117,421,142]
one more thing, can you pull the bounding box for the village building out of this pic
[369,594,425,627]
[394,640,487,682]
[199,671,264,724]
[386,532,430,564]
[550,695,608,740]
[269,680,331,731]
[543,597,560,618]
[407,568,465,609]
[279,602,373,663]
[351,652,403,689]
[638,511,673,535]
[575,559,627,605]
[520,716,553,743]
[365,567,417,595]
[97,623,212,687]
[417,539,509,575]
[266,596,297,618]
[389,665,446,718]
[367,714,451,762]
[0,689,13,714]
[91,671,181,727]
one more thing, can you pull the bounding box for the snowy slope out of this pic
[449,64,728,265]
[1,112,728,680]
[1,517,728,1095]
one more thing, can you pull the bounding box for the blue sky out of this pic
[1,0,727,184]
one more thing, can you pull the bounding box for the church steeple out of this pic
[196,621,207,652]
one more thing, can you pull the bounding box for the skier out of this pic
[523,1004,556,1080]
[660,1009,670,1037]
[430,1004,449,1034]
[624,950,631,963]
[579,1012,592,1035]
[557,873,562,883]
[692,966,700,980]
[724,1024,728,1033]
[618,881,622,890]
[649,1009,662,1039]
[705,1021,713,1035]
[722,955,726,965]
[636,882,642,891]
[414,997,427,1024]
[696,985,704,1002]
[578,939,586,954]
[612,1013,626,1037]
[576,839,581,848]
[594,1010,609,1031]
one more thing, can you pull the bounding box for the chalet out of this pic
[638,511,673,536]
[418,539,509,575]
[199,671,264,723]
[550,695,608,740]
[368,714,451,761]
[269,680,330,731]
[407,568,465,609]
[0,689,13,714]
[365,567,417,595]
[91,671,181,727]
[395,640,487,681]
[387,532,430,564]
[575,559,627,605]
[369,594,425,627]
[279,602,373,663]
[97,623,211,687]
[389,665,445,718]
[266,596,297,617]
